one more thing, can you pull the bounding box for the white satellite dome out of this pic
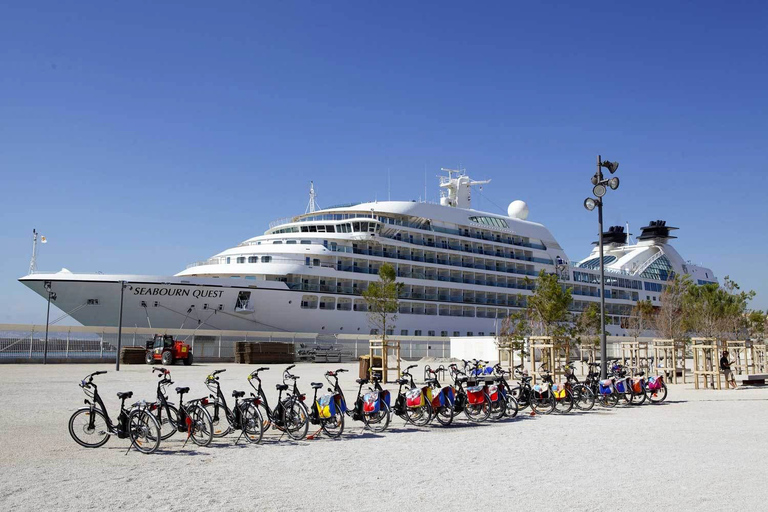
[507,200,529,220]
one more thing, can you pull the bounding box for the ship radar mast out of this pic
[305,181,320,214]
[438,168,490,209]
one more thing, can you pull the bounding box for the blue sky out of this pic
[1,1,766,324]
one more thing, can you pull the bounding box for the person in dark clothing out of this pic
[720,350,737,389]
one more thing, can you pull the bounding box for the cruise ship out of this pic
[19,170,718,336]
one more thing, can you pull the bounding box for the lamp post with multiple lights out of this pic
[43,281,57,364]
[583,155,620,379]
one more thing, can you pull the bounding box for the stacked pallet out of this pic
[120,346,147,364]
[235,341,295,364]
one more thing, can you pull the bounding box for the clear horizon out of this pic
[1,1,766,324]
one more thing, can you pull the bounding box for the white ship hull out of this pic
[20,272,629,335]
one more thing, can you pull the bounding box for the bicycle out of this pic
[584,363,619,408]
[68,371,161,454]
[538,365,573,414]
[148,367,213,447]
[424,367,456,426]
[392,365,433,426]
[203,369,264,444]
[563,363,595,411]
[247,366,309,440]
[646,373,668,403]
[325,368,391,433]
[308,370,345,438]
[486,364,520,419]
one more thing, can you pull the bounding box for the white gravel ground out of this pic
[1,362,766,512]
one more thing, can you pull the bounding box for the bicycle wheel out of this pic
[281,397,309,440]
[464,395,490,422]
[241,403,264,444]
[256,403,273,432]
[128,409,161,454]
[204,400,233,437]
[321,410,345,438]
[530,392,555,415]
[505,394,519,418]
[631,384,647,405]
[156,404,179,441]
[406,400,433,426]
[489,395,506,420]
[433,404,455,426]
[186,404,213,447]
[69,408,110,448]
[554,389,574,414]
[647,382,667,403]
[512,386,530,410]
[573,385,595,411]
[598,392,618,408]
[363,402,391,432]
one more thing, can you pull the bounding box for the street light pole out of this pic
[584,155,620,380]
[596,157,608,379]
[44,282,52,364]
[116,280,126,371]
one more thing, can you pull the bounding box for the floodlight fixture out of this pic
[601,160,619,174]
[584,197,598,211]
[608,177,620,190]
[593,184,607,197]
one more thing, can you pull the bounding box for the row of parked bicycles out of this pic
[68,359,668,454]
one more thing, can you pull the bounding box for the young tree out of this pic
[498,311,529,364]
[362,263,402,341]
[526,270,573,337]
[746,310,766,341]
[575,302,603,351]
[653,275,691,340]
[526,270,574,360]
[626,300,655,340]
[686,276,754,340]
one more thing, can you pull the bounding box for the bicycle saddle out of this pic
[175,387,190,395]
[275,384,289,391]
[425,378,438,385]
[356,378,369,385]
[310,382,323,389]
[116,391,133,399]
[232,390,245,398]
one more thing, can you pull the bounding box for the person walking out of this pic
[720,350,737,389]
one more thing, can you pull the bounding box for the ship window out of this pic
[272,241,282,244]
[370,329,379,335]
[286,240,296,244]
[428,330,435,336]
[237,257,246,263]
[301,240,311,244]
[226,257,231,264]
[325,225,335,233]
[453,331,460,337]
[300,226,309,232]
[441,331,448,337]
[400,330,408,336]
[261,256,272,263]
[386,329,393,335]
[248,256,258,263]
[414,330,422,336]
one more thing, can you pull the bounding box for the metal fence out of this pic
[0,324,451,363]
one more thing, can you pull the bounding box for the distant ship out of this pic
[20,169,717,336]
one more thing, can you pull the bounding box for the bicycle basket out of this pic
[442,386,455,406]
[431,388,445,408]
[632,378,644,394]
[552,383,567,400]
[598,380,613,395]
[363,391,380,414]
[487,384,500,402]
[647,376,663,391]
[466,385,485,405]
[615,379,628,394]
[406,387,424,408]
[317,394,337,418]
